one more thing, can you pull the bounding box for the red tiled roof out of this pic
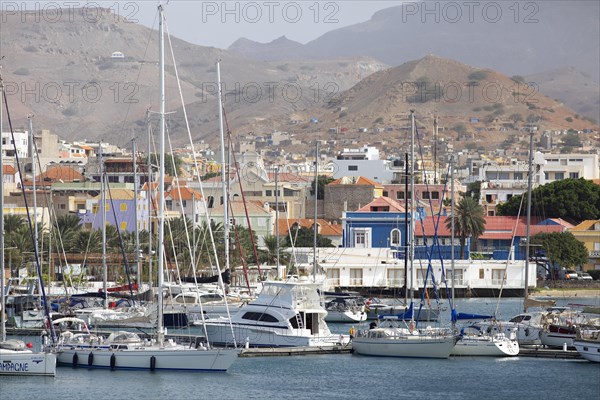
[357,196,405,212]
[167,186,202,200]
[329,176,383,187]
[267,172,310,183]
[277,219,342,237]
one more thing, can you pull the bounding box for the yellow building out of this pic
[569,220,600,271]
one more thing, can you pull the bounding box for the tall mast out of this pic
[275,166,280,278]
[450,153,456,313]
[28,115,38,263]
[524,129,534,311]
[217,61,229,274]
[313,141,318,282]
[132,138,141,289]
[409,110,415,303]
[0,70,6,342]
[157,4,166,343]
[146,109,153,291]
[100,142,107,309]
[403,152,408,305]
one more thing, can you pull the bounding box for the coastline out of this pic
[531,288,600,298]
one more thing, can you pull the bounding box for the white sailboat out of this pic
[55,5,239,371]
[574,327,600,363]
[0,69,57,376]
[352,111,458,359]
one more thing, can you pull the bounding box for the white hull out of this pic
[452,336,519,357]
[57,346,239,372]
[325,310,367,323]
[204,322,348,348]
[540,331,576,348]
[0,349,57,376]
[352,333,457,358]
[574,340,600,363]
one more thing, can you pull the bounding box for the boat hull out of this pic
[0,350,57,376]
[352,335,457,359]
[573,340,600,363]
[452,336,520,356]
[204,322,348,348]
[57,346,239,372]
[325,310,367,323]
[540,325,576,348]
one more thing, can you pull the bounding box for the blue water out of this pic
[2,298,599,399]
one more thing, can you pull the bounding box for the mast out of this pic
[100,142,107,309]
[217,61,229,275]
[28,115,38,262]
[450,153,456,312]
[275,166,280,278]
[0,70,6,342]
[146,109,153,291]
[433,115,438,184]
[157,4,166,344]
[403,152,409,305]
[313,141,318,282]
[524,128,534,311]
[409,110,415,304]
[132,138,141,289]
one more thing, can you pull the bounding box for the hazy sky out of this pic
[95,1,394,48]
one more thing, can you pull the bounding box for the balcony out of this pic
[589,250,600,258]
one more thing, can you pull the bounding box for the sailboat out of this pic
[352,111,458,359]
[0,71,57,376]
[54,5,239,371]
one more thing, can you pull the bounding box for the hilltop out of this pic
[0,8,385,148]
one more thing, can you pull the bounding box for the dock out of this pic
[518,347,582,359]
[240,344,352,357]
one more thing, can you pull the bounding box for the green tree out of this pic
[311,175,334,200]
[281,226,334,248]
[562,133,582,147]
[452,123,467,136]
[144,153,182,177]
[445,196,486,259]
[530,232,588,270]
[466,181,482,201]
[496,179,600,224]
[509,113,523,126]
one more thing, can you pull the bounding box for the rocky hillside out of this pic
[0,8,385,148]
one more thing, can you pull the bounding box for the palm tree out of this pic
[445,196,486,259]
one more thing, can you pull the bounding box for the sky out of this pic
[45,1,395,49]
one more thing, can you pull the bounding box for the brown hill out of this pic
[242,55,598,157]
[0,8,385,148]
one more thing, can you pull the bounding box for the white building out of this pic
[333,145,397,183]
[540,153,599,184]
[1,130,29,158]
[291,247,535,292]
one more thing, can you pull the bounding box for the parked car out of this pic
[563,270,579,280]
[578,272,594,281]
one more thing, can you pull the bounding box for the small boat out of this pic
[352,317,458,359]
[573,328,600,363]
[0,339,57,376]
[324,295,367,323]
[197,278,350,347]
[452,325,519,357]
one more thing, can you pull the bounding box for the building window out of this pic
[349,268,363,286]
[283,188,295,197]
[396,192,404,200]
[492,270,505,285]
[348,165,358,171]
[182,200,187,207]
[166,200,172,209]
[390,229,401,246]
[120,203,127,211]
[387,268,403,286]
[92,204,98,214]
[479,268,485,279]
[453,269,464,285]
[120,221,127,231]
[431,191,439,200]
[555,172,564,180]
[266,190,272,196]
[514,172,523,180]
[352,228,371,248]
[569,172,579,179]
[207,196,214,208]
[327,268,340,286]
[422,191,430,199]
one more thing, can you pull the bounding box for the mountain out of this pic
[0,8,385,148]
[228,36,305,62]
[229,1,600,78]
[526,67,600,123]
[240,55,597,158]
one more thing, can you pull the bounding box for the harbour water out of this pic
[1,297,599,399]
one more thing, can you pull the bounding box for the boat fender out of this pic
[73,352,79,367]
[110,353,116,370]
[409,322,415,333]
[88,352,94,366]
[150,356,156,371]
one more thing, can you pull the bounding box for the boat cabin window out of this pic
[509,315,528,323]
[241,312,278,323]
